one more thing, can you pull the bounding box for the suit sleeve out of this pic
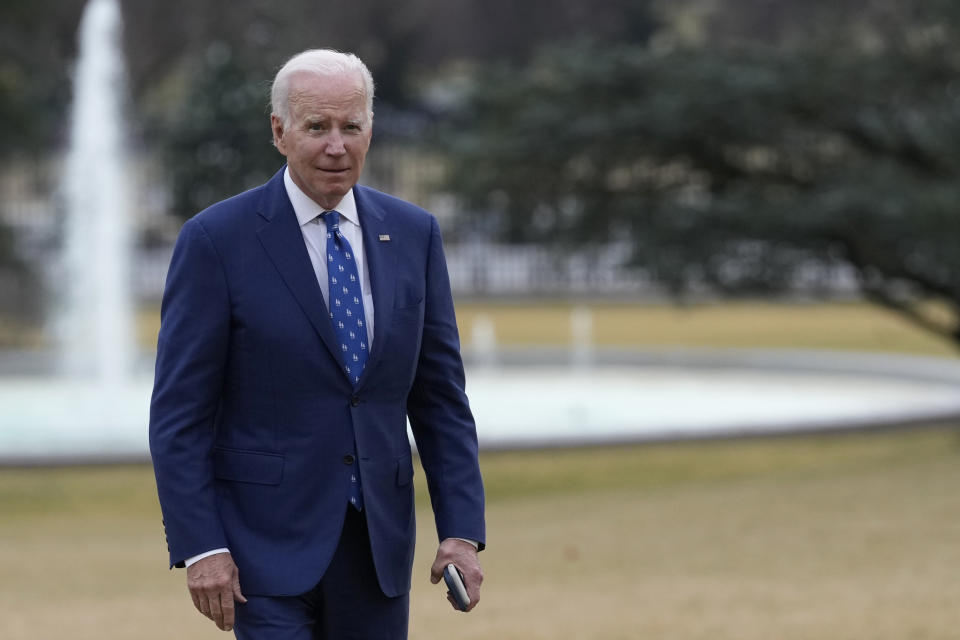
[149,217,231,568]
[406,216,486,550]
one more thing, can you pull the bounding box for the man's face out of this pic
[271,71,372,210]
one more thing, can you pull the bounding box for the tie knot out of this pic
[322,210,340,231]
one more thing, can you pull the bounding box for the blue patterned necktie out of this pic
[323,210,367,511]
[323,210,369,386]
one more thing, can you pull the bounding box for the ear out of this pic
[270,114,288,155]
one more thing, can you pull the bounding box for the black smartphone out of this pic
[443,563,470,611]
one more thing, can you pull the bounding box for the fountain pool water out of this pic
[464,349,960,448]
[2,349,960,461]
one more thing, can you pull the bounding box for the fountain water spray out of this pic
[60,0,135,384]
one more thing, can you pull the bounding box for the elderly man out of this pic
[149,49,485,639]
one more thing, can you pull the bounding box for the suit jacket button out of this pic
[343,454,356,465]
[350,396,360,407]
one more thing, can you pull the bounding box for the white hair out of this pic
[271,49,375,126]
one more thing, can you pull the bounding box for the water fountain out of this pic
[1,0,959,462]
[0,0,151,461]
[59,0,135,383]
[463,345,960,448]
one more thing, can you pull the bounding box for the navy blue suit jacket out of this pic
[149,168,485,598]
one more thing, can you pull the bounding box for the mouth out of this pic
[318,167,350,174]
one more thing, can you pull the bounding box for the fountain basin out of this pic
[1,348,958,463]
[0,376,152,460]
[467,348,960,448]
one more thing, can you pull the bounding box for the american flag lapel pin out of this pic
[378,234,391,242]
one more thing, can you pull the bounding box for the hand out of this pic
[430,538,483,612]
[186,552,247,632]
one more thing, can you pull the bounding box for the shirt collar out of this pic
[283,165,360,228]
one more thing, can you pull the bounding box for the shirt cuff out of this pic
[184,548,230,567]
[451,538,479,550]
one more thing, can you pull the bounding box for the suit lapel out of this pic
[355,186,397,388]
[255,170,343,369]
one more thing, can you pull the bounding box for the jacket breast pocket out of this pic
[213,447,284,486]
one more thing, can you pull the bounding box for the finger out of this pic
[233,573,248,604]
[221,591,235,631]
[466,577,482,604]
[462,569,481,612]
[209,591,224,629]
[191,591,202,613]
[456,584,479,612]
[430,557,445,584]
[447,593,460,611]
[197,593,213,620]
[464,595,479,612]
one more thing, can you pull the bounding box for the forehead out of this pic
[287,71,367,119]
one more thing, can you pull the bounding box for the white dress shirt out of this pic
[285,167,375,346]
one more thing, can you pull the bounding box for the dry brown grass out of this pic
[453,300,958,356]
[133,300,959,356]
[2,427,960,639]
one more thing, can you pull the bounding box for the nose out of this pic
[324,130,346,156]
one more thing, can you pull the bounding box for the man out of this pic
[149,49,485,639]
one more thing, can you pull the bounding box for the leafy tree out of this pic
[0,0,85,319]
[0,221,41,334]
[161,47,279,217]
[120,0,657,216]
[440,16,960,345]
[0,0,86,157]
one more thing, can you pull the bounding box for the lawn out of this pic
[1,426,959,639]
[2,299,958,637]
[451,300,958,356]
[131,299,960,356]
